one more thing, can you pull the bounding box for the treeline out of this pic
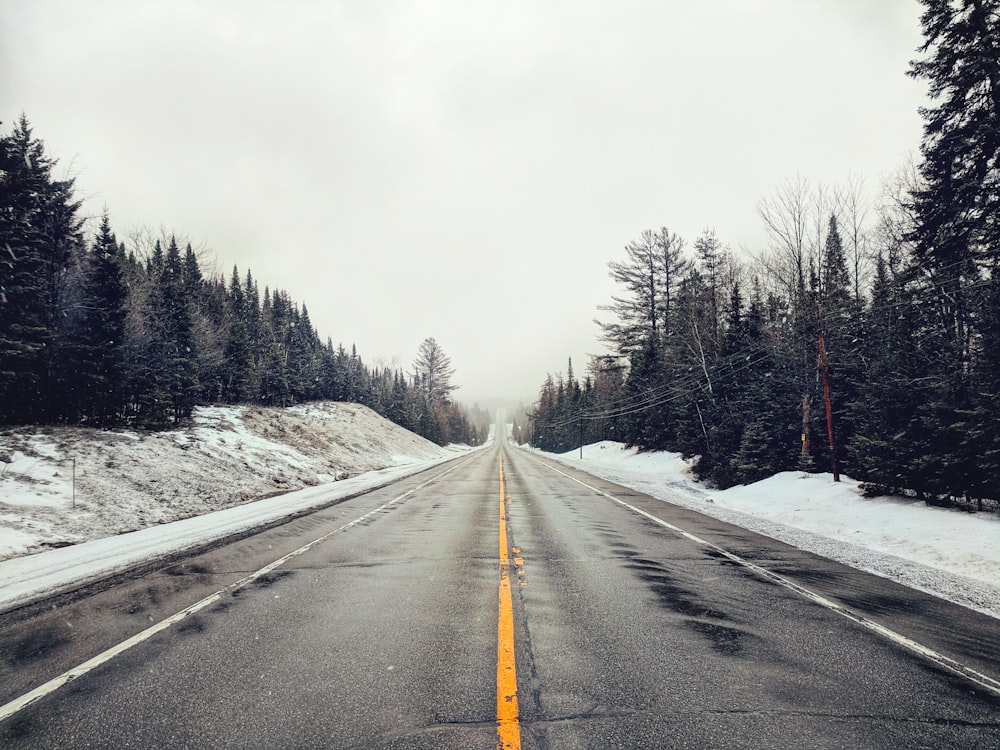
[529,0,1000,506]
[0,116,488,446]
[532,199,999,504]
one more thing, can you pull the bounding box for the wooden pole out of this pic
[818,331,840,482]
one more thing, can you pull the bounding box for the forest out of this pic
[0,118,489,446]
[528,0,1000,506]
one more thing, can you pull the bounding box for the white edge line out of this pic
[0,457,471,724]
[532,456,1000,700]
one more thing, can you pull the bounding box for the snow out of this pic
[2,414,998,622]
[0,402,475,613]
[542,441,1000,619]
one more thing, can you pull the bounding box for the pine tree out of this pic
[565,357,581,419]
[670,268,719,465]
[256,288,289,406]
[594,227,693,452]
[848,254,920,492]
[184,244,227,403]
[162,237,199,420]
[346,344,370,405]
[133,236,199,425]
[820,216,851,308]
[903,0,1000,499]
[654,227,691,347]
[532,374,559,451]
[222,266,254,403]
[967,273,1000,503]
[815,214,863,478]
[293,304,321,400]
[598,232,660,358]
[905,0,997,391]
[694,228,724,345]
[412,337,457,406]
[386,369,408,425]
[0,116,83,422]
[619,336,670,451]
[67,212,128,423]
[585,355,626,445]
[597,227,691,359]
[703,281,751,486]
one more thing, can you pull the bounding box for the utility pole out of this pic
[818,330,840,482]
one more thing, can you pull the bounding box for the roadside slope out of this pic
[0,402,452,561]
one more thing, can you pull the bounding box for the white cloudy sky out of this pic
[2,1,929,405]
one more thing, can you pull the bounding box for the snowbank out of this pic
[0,402,476,613]
[545,442,1000,619]
[0,402,456,561]
[0,459,464,614]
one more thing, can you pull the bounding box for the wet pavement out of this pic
[2,436,999,748]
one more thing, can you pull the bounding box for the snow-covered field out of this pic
[542,441,1000,620]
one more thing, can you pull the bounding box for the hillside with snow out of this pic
[0,402,456,561]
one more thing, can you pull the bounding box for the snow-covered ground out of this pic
[2,414,998,622]
[542,441,1000,620]
[0,402,456,559]
[0,403,472,613]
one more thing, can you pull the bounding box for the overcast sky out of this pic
[2,1,929,406]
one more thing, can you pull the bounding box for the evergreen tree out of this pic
[386,368,408,425]
[293,304,321,400]
[653,227,691,347]
[904,0,997,412]
[670,268,719,465]
[532,374,559,451]
[0,116,83,422]
[132,236,199,425]
[597,227,690,359]
[814,214,862,478]
[819,216,851,307]
[848,254,920,492]
[903,0,1000,499]
[967,273,1000,503]
[256,288,290,406]
[619,335,670,450]
[162,237,199,420]
[184,244,227,403]
[598,232,660,358]
[347,344,370,405]
[66,212,128,423]
[565,357,581,424]
[694,228,724,345]
[909,0,1000,276]
[223,266,255,402]
[182,243,201,289]
[412,337,457,406]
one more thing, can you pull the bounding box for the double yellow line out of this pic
[496,452,521,749]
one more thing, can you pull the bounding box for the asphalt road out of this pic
[2,432,999,749]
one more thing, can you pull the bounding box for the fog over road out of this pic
[2,429,999,748]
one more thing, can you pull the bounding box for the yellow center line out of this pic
[496,451,521,749]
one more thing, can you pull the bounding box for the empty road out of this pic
[2,429,999,748]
